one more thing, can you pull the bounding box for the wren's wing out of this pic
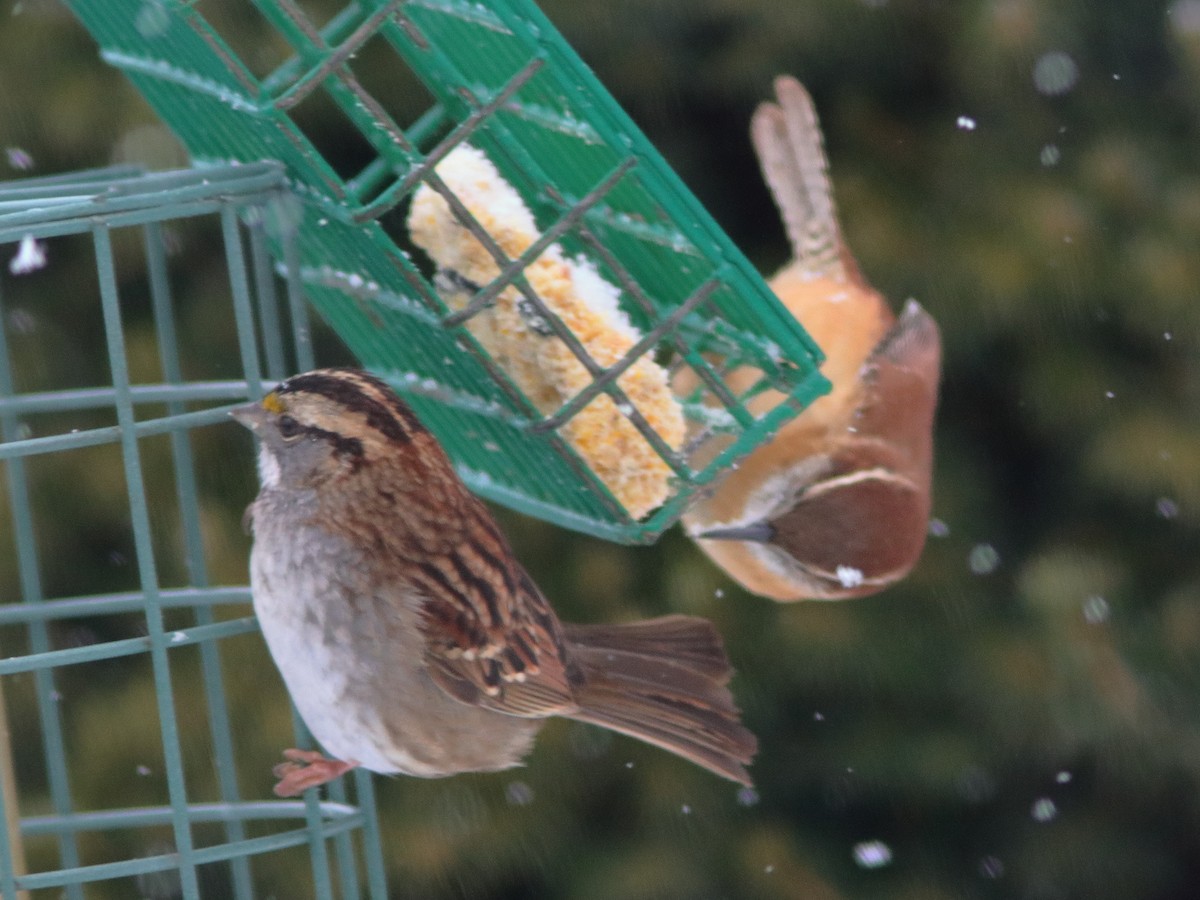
[415,503,578,718]
[767,299,941,595]
[856,298,942,474]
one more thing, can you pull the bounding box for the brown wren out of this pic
[682,76,942,601]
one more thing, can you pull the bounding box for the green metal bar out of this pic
[145,219,255,900]
[0,169,287,240]
[0,380,252,416]
[266,0,422,197]
[438,156,637,327]
[0,618,261,677]
[352,768,389,899]
[403,102,451,151]
[0,288,84,900]
[0,288,26,900]
[269,1,398,111]
[16,812,365,892]
[0,403,248,461]
[0,587,251,627]
[0,160,398,894]
[304,791,337,900]
[0,164,143,193]
[0,192,276,241]
[0,164,274,208]
[248,220,288,380]
[453,479,640,542]
[351,56,545,222]
[574,221,748,417]
[324,779,361,899]
[529,277,722,470]
[222,208,268,399]
[292,707,336,900]
[258,1,367,96]
[93,224,201,900]
[22,800,360,834]
[0,669,25,900]
[281,216,315,371]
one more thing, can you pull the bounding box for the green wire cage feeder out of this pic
[0,164,389,897]
[1,0,832,896]
[66,0,830,542]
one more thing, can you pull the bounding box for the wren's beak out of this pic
[695,523,776,544]
[230,400,267,431]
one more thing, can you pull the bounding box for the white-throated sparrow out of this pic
[233,368,755,796]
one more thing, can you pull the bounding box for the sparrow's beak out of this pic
[694,522,776,544]
[230,400,266,430]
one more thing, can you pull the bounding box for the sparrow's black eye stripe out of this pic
[277,370,424,444]
[299,423,364,461]
[274,412,364,459]
[277,415,303,439]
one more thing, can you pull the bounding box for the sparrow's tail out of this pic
[564,615,757,786]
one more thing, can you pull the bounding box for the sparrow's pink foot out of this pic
[272,748,360,797]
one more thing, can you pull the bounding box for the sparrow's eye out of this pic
[276,415,303,440]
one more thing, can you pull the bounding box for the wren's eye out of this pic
[276,415,303,440]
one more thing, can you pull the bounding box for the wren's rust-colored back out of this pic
[682,76,942,601]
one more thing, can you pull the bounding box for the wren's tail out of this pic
[563,615,757,786]
[750,75,844,281]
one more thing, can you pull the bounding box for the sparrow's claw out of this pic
[272,748,359,797]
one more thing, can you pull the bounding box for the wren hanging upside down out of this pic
[683,76,942,601]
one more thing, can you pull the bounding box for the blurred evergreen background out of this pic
[2,0,1200,897]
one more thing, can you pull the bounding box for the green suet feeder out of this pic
[66,0,830,542]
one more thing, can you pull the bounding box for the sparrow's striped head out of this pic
[274,368,425,442]
[233,368,431,488]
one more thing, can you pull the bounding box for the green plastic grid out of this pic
[0,164,387,899]
[63,0,831,543]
